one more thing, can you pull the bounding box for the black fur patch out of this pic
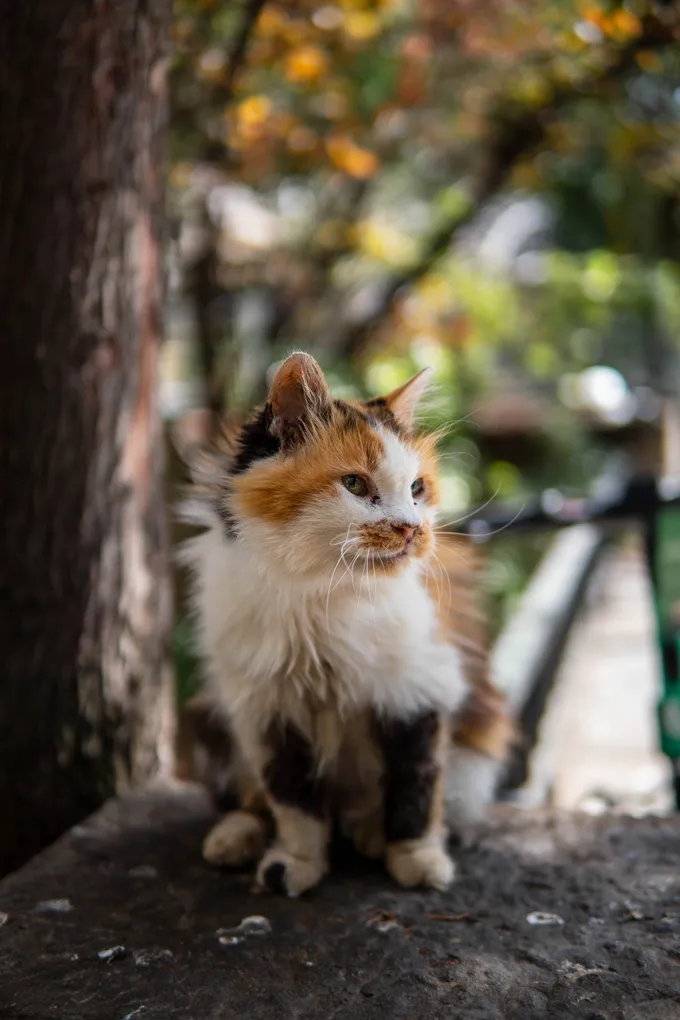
[232,404,281,475]
[262,861,287,895]
[263,722,326,819]
[333,399,365,428]
[376,711,440,842]
[180,697,239,809]
[212,787,240,814]
[216,404,280,538]
[190,699,234,763]
[363,397,401,433]
[216,496,238,539]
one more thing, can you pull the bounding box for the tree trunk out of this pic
[0,0,174,876]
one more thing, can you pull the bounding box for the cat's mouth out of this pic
[367,547,409,563]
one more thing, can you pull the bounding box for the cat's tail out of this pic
[176,694,267,814]
[175,695,239,809]
[445,681,519,839]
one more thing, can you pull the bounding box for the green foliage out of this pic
[173,616,202,708]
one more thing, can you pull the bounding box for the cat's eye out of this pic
[411,478,425,498]
[342,474,369,497]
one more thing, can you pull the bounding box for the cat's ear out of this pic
[268,352,331,446]
[382,367,433,428]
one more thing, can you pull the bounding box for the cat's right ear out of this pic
[268,352,332,448]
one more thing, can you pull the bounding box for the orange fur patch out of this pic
[233,407,385,525]
[453,684,519,761]
[360,520,433,575]
[426,534,519,762]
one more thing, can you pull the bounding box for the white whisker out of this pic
[437,502,526,541]
[348,548,363,603]
[426,558,442,610]
[430,549,453,615]
[434,487,501,533]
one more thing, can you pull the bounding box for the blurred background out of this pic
[163,0,680,799]
[3,0,680,877]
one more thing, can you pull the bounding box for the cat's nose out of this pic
[392,522,418,544]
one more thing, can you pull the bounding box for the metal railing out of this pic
[463,467,680,808]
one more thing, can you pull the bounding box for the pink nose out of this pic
[392,523,418,544]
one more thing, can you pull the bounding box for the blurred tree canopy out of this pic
[166,0,680,507]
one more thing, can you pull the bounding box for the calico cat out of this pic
[178,352,515,896]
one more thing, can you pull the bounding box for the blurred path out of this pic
[521,536,674,814]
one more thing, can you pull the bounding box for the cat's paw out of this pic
[256,847,326,897]
[203,811,266,868]
[386,841,456,891]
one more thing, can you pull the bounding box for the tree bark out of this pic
[0,0,174,876]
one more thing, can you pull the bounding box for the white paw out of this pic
[202,811,266,867]
[386,841,456,891]
[255,846,327,897]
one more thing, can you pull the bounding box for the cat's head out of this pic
[216,352,440,583]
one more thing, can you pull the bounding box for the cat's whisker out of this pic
[326,539,361,614]
[426,408,482,445]
[366,556,376,616]
[325,526,360,630]
[437,502,526,541]
[361,551,369,601]
[434,487,501,533]
[436,451,477,465]
[433,536,473,569]
[431,549,453,615]
[371,559,379,625]
[348,548,363,603]
[326,549,351,632]
[329,523,359,547]
[426,557,443,610]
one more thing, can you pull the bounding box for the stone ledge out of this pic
[1,783,679,1019]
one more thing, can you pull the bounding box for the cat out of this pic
[177,352,515,896]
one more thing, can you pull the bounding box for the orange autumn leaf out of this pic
[257,6,288,37]
[235,95,272,127]
[285,45,330,83]
[611,9,642,39]
[325,133,379,179]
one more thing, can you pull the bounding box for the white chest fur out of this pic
[183,523,468,738]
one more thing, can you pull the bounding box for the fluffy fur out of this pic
[177,352,514,896]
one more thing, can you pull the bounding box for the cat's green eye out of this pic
[411,477,425,498]
[342,474,369,497]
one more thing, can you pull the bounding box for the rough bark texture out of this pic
[0,0,174,877]
[1,786,680,1019]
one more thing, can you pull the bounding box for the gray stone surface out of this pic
[1,783,680,1019]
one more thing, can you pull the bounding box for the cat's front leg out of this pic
[255,721,330,897]
[339,798,385,860]
[377,710,455,891]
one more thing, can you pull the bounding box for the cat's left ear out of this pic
[382,367,433,428]
[268,352,332,447]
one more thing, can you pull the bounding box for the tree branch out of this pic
[222,0,269,99]
[171,0,267,163]
[178,0,267,425]
[338,12,679,358]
